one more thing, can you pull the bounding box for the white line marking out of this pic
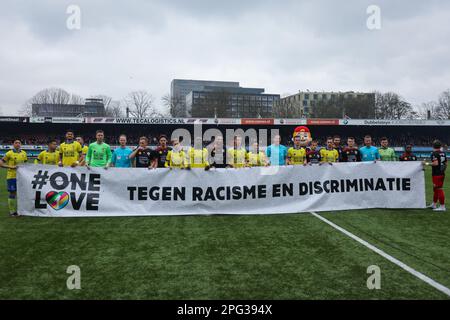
[310,211,450,297]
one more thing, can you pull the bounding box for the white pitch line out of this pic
[310,211,450,297]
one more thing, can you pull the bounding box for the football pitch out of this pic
[0,168,449,300]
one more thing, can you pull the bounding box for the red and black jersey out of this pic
[431,151,447,176]
[334,146,343,162]
[135,148,157,168]
[307,149,321,164]
[341,147,361,162]
[155,146,172,168]
[399,153,418,161]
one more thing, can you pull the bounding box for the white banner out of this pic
[17,162,425,217]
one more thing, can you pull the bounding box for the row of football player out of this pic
[28,130,422,170]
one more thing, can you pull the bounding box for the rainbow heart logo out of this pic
[46,191,69,211]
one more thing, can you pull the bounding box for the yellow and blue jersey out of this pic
[35,150,60,165]
[247,151,266,167]
[288,147,307,165]
[320,148,339,163]
[165,150,186,168]
[227,148,247,168]
[59,141,82,166]
[82,145,89,155]
[2,150,28,179]
[187,147,209,168]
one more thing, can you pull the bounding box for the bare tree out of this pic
[47,88,71,104]
[105,100,125,117]
[435,89,450,119]
[342,94,376,119]
[70,94,85,105]
[310,98,342,118]
[415,101,438,119]
[21,87,71,116]
[273,99,303,118]
[93,95,113,109]
[162,93,185,117]
[91,95,123,117]
[157,103,171,117]
[306,94,375,119]
[20,105,32,116]
[375,91,413,119]
[124,91,160,118]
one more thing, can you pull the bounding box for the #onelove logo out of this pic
[46,191,70,210]
[32,170,102,213]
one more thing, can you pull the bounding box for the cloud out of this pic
[0,0,449,114]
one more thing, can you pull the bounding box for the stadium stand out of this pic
[1,117,449,159]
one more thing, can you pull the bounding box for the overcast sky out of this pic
[0,0,449,115]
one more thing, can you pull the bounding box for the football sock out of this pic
[438,190,445,206]
[8,198,17,214]
[433,188,438,203]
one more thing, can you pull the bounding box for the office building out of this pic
[32,98,106,117]
[275,91,375,117]
[186,86,280,118]
[170,79,240,117]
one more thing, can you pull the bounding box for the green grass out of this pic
[0,168,449,299]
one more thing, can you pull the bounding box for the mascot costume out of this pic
[293,126,312,150]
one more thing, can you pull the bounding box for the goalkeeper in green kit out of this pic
[86,130,112,169]
[379,137,397,161]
